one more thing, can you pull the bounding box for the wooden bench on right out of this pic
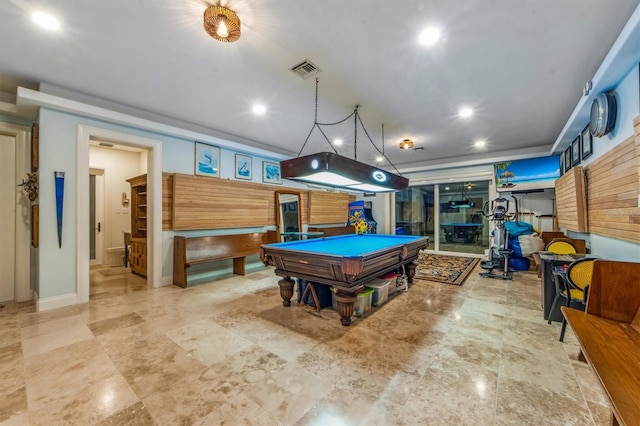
[562,259,640,426]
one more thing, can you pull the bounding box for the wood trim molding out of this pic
[556,166,587,233]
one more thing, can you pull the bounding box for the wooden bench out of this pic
[173,233,266,287]
[561,260,640,426]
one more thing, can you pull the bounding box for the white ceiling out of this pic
[1,0,639,172]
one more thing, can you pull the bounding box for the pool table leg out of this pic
[278,277,295,307]
[405,262,417,283]
[335,293,357,326]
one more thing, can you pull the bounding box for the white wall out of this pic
[36,106,326,300]
[38,109,78,298]
[584,64,639,166]
[566,64,640,259]
[89,146,145,251]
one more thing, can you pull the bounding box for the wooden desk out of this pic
[562,259,640,426]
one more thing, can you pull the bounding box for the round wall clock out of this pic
[589,92,617,137]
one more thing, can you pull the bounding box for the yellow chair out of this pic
[545,240,577,255]
[557,258,595,341]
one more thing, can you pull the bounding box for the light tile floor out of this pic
[0,264,610,425]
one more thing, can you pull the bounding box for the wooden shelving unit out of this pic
[127,174,147,277]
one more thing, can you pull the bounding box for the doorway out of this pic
[77,125,162,304]
[0,123,31,303]
[89,168,105,266]
[0,133,17,302]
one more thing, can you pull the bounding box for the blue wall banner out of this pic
[54,171,65,248]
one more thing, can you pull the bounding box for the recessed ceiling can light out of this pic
[32,11,61,30]
[474,139,486,148]
[418,27,441,46]
[459,107,474,118]
[252,104,266,115]
[375,156,383,162]
[334,138,343,146]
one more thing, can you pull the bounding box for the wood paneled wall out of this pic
[308,191,355,225]
[585,118,640,243]
[172,174,270,229]
[162,173,173,230]
[556,166,588,232]
[161,173,353,230]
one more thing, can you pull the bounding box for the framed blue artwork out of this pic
[195,142,220,178]
[235,154,252,180]
[581,125,593,160]
[262,161,282,184]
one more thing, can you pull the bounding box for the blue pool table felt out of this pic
[267,234,423,256]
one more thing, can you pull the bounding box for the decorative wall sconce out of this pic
[122,192,130,207]
[18,172,39,201]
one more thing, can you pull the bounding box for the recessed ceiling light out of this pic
[375,156,383,162]
[334,138,343,146]
[32,11,60,31]
[458,107,474,118]
[252,104,266,115]
[418,27,441,46]
[474,139,486,148]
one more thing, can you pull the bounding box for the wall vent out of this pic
[289,59,321,79]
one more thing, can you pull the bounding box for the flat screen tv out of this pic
[494,156,561,192]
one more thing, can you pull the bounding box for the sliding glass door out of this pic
[395,186,435,245]
[438,181,489,254]
[395,180,490,255]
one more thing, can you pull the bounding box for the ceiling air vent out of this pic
[289,59,321,79]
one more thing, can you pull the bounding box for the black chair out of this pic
[559,258,594,341]
[548,258,594,341]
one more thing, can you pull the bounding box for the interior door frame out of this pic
[89,167,105,266]
[0,122,31,302]
[77,125,161,303]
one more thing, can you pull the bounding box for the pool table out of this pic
[260,234,429,325]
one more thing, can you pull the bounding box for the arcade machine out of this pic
[363,201,377,233]
[348,200,377,234]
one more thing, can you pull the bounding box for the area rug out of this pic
[413,253,480,286]
[98,267,131,277]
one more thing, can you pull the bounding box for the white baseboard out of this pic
[36,293,78,312]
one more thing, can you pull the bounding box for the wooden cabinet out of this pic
[129,238,147,276]
[127,174,147,277]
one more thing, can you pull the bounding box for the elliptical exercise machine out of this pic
[479,196,518,280]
